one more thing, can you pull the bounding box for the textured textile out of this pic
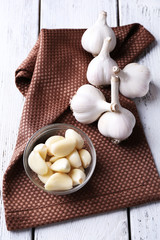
[3,23,160,231]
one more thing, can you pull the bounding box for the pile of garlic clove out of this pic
[28,129,91,191]
[70,11,151,143]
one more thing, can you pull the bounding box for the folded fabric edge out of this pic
[5,177,160,231]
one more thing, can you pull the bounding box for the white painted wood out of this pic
[119,0,160,239]
[0,0,39,238]
[35,1,129,240]
[36,211,128,240]
[40,0,118,29]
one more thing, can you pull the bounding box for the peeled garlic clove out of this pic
[50,158,71,173]
[49,156,61,163]
[45,173,73,191]
[69,169,86,186]
[67,149,82,168]
[51,138,76,157]
[81,11,116,56]
[70,84,115,124]
[33,143,47,159]
[38,168,53,184]
[45,136,64,156]
[28,151,48,175]
[79,166,85,172]
[46,161,52,168]
[65,129,84,150]
[87,37,117,86]
[113,63,151,98]
[79,149,91,168]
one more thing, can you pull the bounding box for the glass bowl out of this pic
[23,123,96,195]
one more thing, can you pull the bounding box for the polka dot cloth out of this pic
[3,24,160,231]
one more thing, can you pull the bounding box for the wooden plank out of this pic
[119,0,160,239]
[35,1,129,239]
[0,0,39,239]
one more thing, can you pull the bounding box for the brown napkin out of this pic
[3,24,160,231]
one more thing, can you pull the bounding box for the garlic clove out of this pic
[98,108,136,142]
[51,138,76,157]
[70,84,115,124]
[81,11,116,56]
[113,63,151,98]
[45,136,64,156]
[38,168,53,184]
[49,156,61,163]
[79,149,91,168]
[46,161,52,169]
[50,158,71,173]
[28,151,48,175]
[79,166,85,172]
[45,173,73,191]
[87,37,118,86]
[33,143,47,159]
[65,129,84,150]
[67,149,82,168]
[69,169,86,186]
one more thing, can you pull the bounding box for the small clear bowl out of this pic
[23,123,96,195]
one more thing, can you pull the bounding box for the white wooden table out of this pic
[0,0,160,239]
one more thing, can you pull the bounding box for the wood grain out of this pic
[1,0,160,239]
[119,0,160,239]
[35,0,129,240]
[0,0,39,239]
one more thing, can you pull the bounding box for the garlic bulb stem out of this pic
[99,37,111,57]
[113,66,120,74]
[97,100,117,112]
[111,75,120,107]
[113,66,126,80]
[96,11,107,25]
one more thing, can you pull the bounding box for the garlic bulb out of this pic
[81,11,116,56]
[87,37,118,86]
[98,76,136,142]
[113,63,151,98]
[70,84,118,124]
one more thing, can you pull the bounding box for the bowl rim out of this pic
[23,123,96,195]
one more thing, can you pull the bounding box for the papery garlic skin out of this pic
[98,76,136,142]
[81,11,116,56]
[113,63,151,98]
[98,107,136,142]
[70,84,117,124]
[87,37,117,86]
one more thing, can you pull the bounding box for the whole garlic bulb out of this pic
[87,37,118,86]
[98,76,136,142]
[81,11,116,56]
[113,63,151,98]
[70,84,118,124]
